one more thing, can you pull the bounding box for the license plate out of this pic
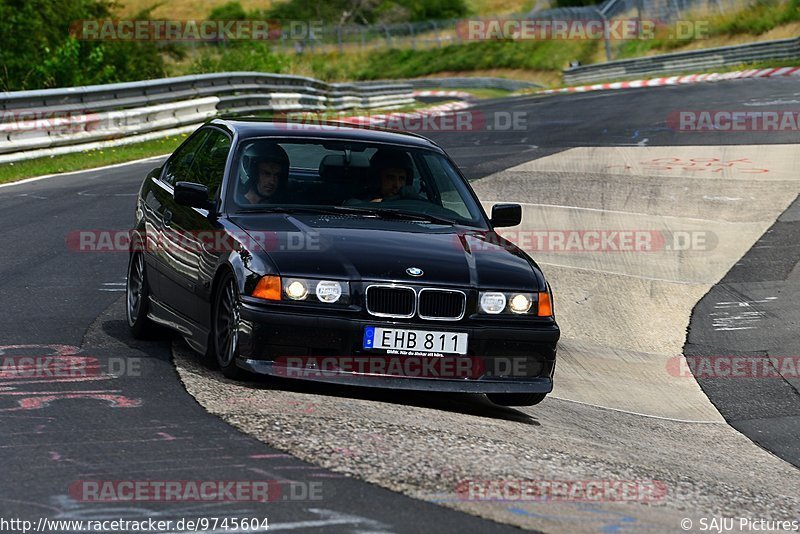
[363,326,468,355]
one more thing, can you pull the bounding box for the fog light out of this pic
[509,294,532,313]
[285,280,308,300]
[480,292,506,314]
[315,280,342,303]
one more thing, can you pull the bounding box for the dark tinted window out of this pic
[163,130,209,186]
[226,138,485,227]
[189,129,232,199]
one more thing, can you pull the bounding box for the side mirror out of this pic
[174,182,212,210]
[490,203,522,228]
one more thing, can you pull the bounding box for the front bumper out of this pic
[237,301,559,394]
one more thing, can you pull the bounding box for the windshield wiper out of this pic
[374,209,456,225]
[322,206,456,225]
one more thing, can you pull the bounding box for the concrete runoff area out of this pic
[472,144,800,421]
[175,143,800,532]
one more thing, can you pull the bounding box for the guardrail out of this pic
[563,37,800,84]
[0,72,414,163]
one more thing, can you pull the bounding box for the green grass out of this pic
[349,39,597,79]
[183,38,597,83]
[0,98,463,185]
[0,135,185,185]
[414,87,517,99]
[616,0,800,59]
[452,87,518,99]
[2,49,795,186]
[709,0,800,36]
[525,57,800,91]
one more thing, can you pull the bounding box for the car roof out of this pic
[210,118,443,151]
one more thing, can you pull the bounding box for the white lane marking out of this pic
[537,261,702,285]
[710,297,775,331]
[77,190,137,197]
[506,202,736,224]
[744,98,800,106]
[99,281,127,292]
[270,508,393,532]
[15,193,48,199]
[549,396,725,424]
[0,154,168,190]
[714,297,777,306]
[703,195,743,202]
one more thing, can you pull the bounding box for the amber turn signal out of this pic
[537,291,553,317]
[252,275,281,300]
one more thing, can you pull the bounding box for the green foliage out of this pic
[708,0,800,36]
[264,0,469,25]
[188,42,289,74]
[0,135,186,185]
[617,0,800,59]
[342,39,598,80]
[0,0,175,91]
[208,1,249,20]
[282,39,596,82]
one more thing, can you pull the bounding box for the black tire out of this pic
[486,393,547,407]
[126,252,155,339]
[211,272,245,380]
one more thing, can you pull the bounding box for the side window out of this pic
[189,129,232,199]
[162,130,210,186]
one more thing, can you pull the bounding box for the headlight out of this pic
[252,276,350,305]
[285,279,309,300]
[509,293,532,314]
[478,291,551,316]
[282,277,349,304]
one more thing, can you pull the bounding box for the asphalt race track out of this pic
[1,77,799,533]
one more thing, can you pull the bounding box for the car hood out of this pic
[229,214,546,290]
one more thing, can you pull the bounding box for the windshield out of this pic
[225,138,487,227]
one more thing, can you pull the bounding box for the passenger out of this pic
[243,145,290,204]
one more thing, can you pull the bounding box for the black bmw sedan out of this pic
[127,119,559,406]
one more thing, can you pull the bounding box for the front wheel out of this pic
[486,393,547,407]
[212,273,245,379]
[126,252,155,338]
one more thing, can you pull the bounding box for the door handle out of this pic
[163,209,173,227]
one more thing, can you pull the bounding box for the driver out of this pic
[242,144,290,204]
[367,149,413,202]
